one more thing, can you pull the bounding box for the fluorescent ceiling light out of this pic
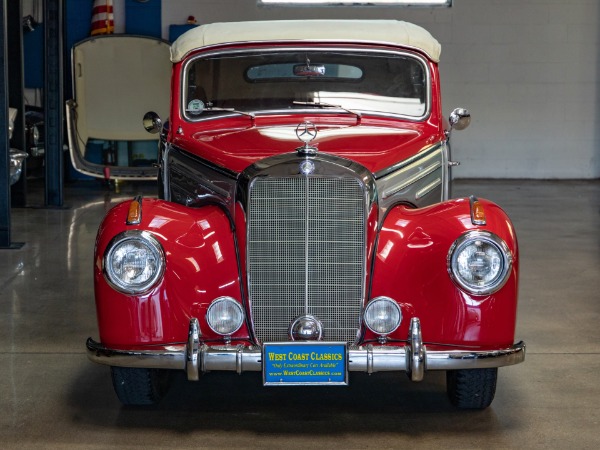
[260,0,451,5]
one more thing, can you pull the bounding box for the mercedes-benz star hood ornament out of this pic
[295,121,318,155]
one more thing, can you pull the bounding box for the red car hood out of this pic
[175,119,441,175]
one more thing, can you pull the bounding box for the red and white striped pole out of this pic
[90,0,114,36]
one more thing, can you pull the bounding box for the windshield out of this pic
[183,50,428,120]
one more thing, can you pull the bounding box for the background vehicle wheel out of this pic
[110,367,171,406]
[446,368,497,409]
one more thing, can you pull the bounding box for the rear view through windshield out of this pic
[184,50,428,119]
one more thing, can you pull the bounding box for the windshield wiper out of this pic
[293,101,361,124]
[202,106,256,124]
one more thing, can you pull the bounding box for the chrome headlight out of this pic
[103,231,165,294]
[364,297,402,335]
[206,297,245,335]
[448,231,512,295]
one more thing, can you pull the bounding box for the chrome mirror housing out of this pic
[449,108,471,131]
[143,111,163,134]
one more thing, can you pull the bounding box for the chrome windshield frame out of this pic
[180,45,432,124]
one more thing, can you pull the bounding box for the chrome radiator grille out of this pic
[247,176,366,343]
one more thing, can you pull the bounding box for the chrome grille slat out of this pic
[248,176,365,343]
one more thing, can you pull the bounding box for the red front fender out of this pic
[94,199,246,348]
[369,197,519,349]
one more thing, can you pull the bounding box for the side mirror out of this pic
[143,111,163,134]
[449,108,471,131]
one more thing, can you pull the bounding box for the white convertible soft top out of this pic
[170,20,441,63]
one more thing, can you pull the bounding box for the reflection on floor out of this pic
[1,179,598,449]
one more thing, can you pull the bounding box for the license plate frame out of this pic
[263,342,348,386]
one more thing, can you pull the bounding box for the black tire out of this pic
[110,367,171,406]
[446,368,497,409]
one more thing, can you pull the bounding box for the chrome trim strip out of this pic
[196,173,230,198]
[168,149,237,197]
[162,142,171,200]
[87,319,525,380]
[374,144,441,180]
[441,140,450,201]
[382,160,442,199]
[375,144,444,214]
[167,146,238,215]
[415,177,442,200]
[181,47,431,123]
[304,174,310,315]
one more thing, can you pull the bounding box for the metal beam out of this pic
[8,0,26,207]
[44,0,64,207]
[0,0,11,248]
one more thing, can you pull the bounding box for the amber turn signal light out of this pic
[126,196,143,225]
[469,196,486,226]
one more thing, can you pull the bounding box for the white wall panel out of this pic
[154,0,600,178]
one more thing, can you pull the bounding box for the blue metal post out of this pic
[0,0,11,248]
[9,0,26,207]
[44,0,64,207]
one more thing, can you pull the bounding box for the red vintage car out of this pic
[86,20,525,408]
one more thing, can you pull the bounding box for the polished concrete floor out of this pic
[1,179,599,449]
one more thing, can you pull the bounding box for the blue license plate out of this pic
[263,342,348,386]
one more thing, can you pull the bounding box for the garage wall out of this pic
[154,0,600,179]
[22,0,598,178]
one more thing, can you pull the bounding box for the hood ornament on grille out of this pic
[296,121,318,155]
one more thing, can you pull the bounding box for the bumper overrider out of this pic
[87,317,525,382]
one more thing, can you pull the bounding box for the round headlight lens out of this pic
[364,297,402,335]
[448,231,512,295]
[206,297,244,335]
[104,231,164,294]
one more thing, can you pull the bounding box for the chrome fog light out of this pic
[104,231,165,294]
[206,297,245,335]
[364,297,402,335]
[448,231,512,295]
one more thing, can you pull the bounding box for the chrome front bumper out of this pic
[86,318,525,382]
